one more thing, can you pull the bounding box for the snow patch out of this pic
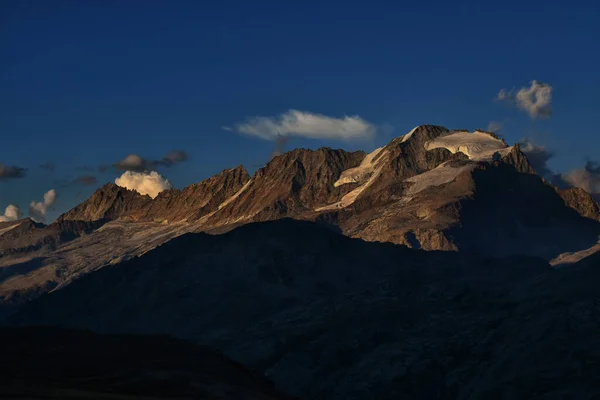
[218,180,253,210]
[0,221,22,237]
[550,242,600,267]
[404,162,476,195]
[401,126,419,143]
[318,165,385,211]
[425,131,510,161]
[334,147,384,187]
[187,181,257,226]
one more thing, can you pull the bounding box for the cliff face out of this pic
[130,165,251,222]
[57,183,151,222]
[0,218,106,255]
[500,144,537,174]
[558,187,600,222]
[203,148,365,226]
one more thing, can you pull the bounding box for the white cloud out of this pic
[230,109,377,141]
[0,204,21,222]
[115,171,171,198]
[29,189,57,223]
[497,80,553,119]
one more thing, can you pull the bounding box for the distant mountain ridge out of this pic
[57,165,251,223]
[6,124,600,258]
[2,124,600,316]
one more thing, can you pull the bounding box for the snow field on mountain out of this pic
[426,130,511,161]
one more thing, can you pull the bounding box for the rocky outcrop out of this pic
[131,165,251,222]
[204,148,365,226]
[0,218,106,255]
[57,183,150,222]
[559,187,600,222]
[499,143,536,174]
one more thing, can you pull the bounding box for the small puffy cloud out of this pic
[29,189,58,223]
[230,109,377,141]
[115,171,171,198]
[497,80,553,119]
[0,163,27,180]
[0,204,21,222]
[113,150,188,172]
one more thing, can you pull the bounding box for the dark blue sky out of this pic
[1,0,599,221]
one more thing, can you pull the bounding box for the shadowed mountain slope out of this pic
[9,218,600,399]
[0,326,294,400]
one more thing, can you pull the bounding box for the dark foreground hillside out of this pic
[0,327,294,400]
[7,219,600,399]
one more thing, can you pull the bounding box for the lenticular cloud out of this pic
[230,109,377,141]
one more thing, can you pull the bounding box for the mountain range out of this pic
[2,125,600,399]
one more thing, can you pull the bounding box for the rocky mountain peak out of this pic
[204,148,366,226]
[133,165,251,222]
[58,182,151,222]
[386,125,450,148]
[497,143,536,174]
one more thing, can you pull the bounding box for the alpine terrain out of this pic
[2,126,600,399]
